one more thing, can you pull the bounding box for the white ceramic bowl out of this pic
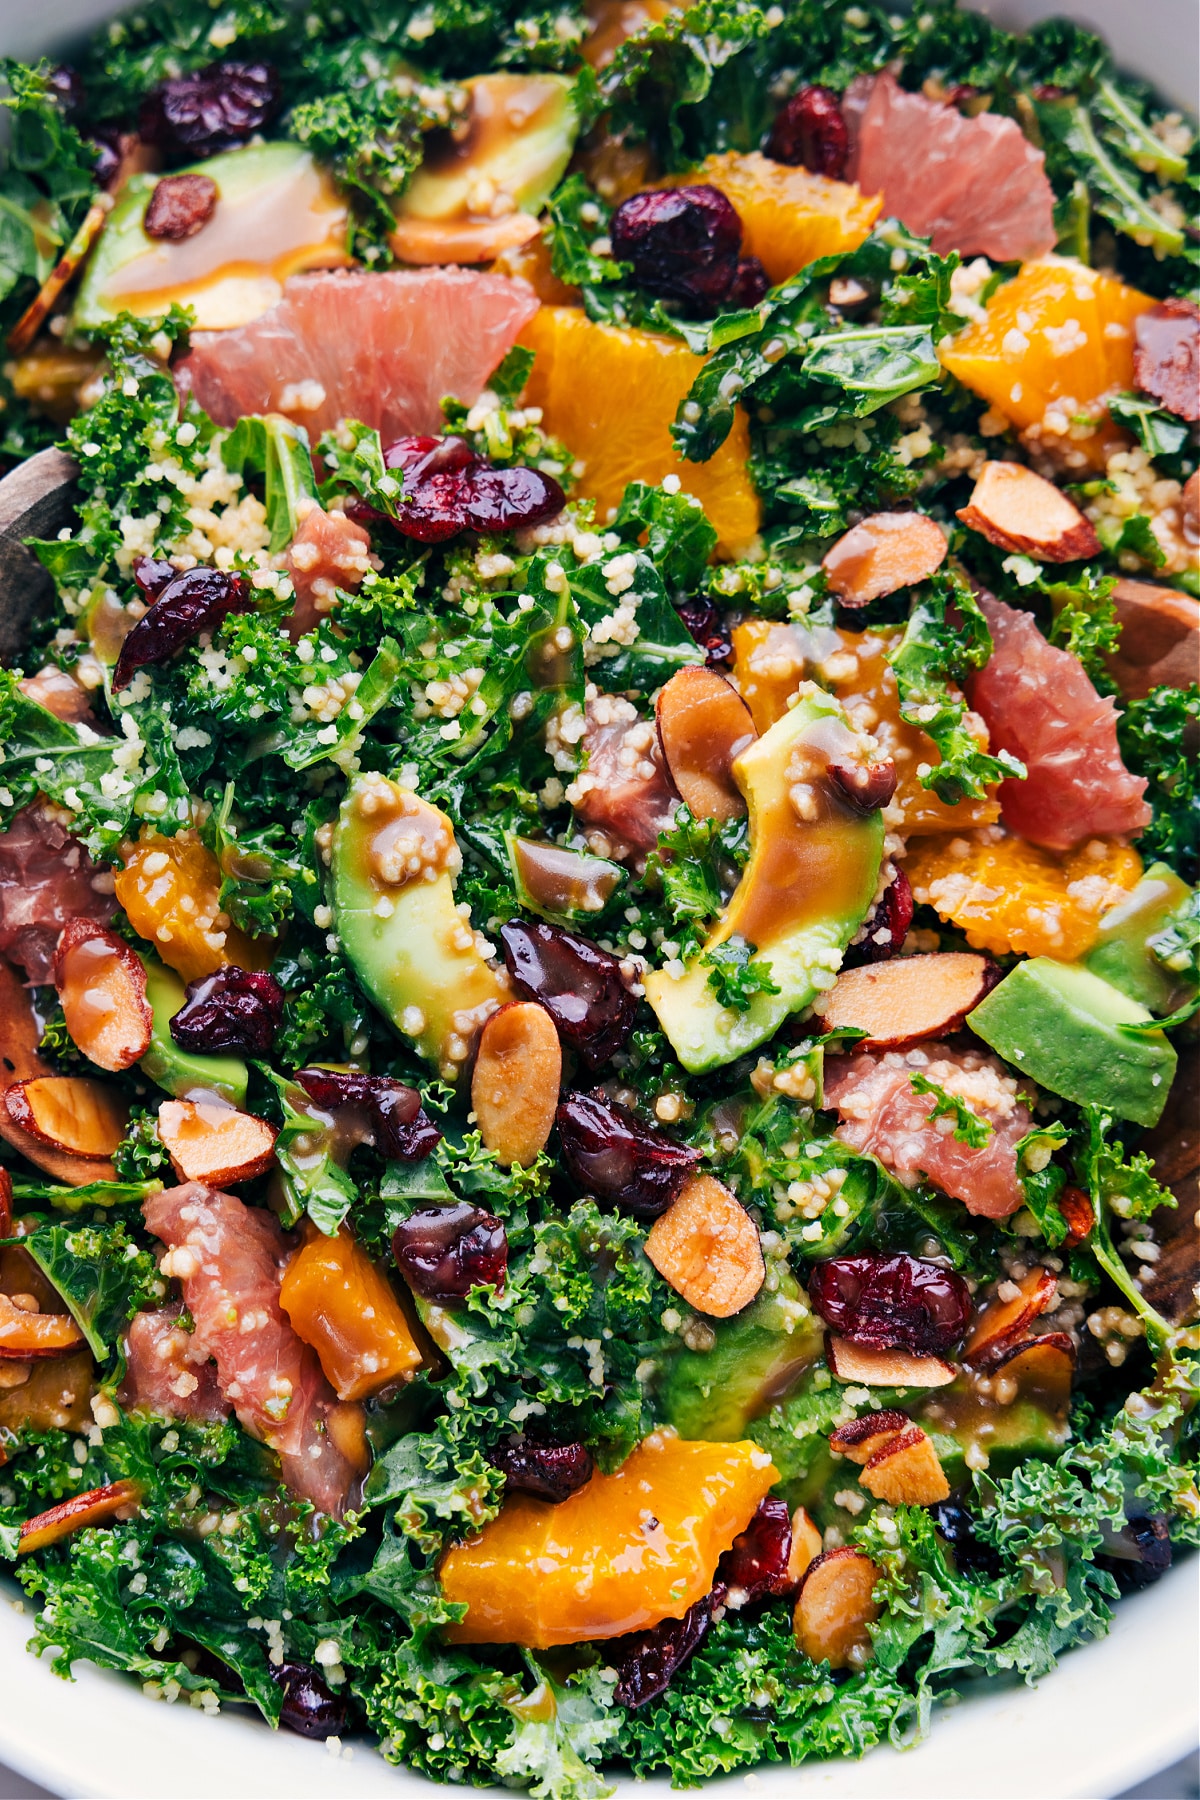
[1,2,1198,1794]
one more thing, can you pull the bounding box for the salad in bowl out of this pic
[0,0,1196,1792]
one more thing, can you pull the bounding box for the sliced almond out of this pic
[644,1172,764,1318]
[989,1331,1075,1410]
[4,1077,128,1161]
[157,1097,278,1186]
[6,194,113,358]
[829,1408,912,1464]
[787,1506,824,1585]
[54,918,153,1073]
[815,952,997,1051]
[471,1000,562,1168]
[0,957,53,1085]
[0,1348,93,1433]
[826,1336,957,1387]
[957,461,1101,562]
[656,665,756,824]
[18,1477,144,1554]
[1106,579,1199,700]
[0,1290,85,1360]
[860,1424,949,1506]
[822,512,947,606]
[793,1547,880,1670]
[963,1266,1056,1364]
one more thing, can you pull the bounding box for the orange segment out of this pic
[115,831,275,983]
[667,153,881,285]
[732,618,1001,835]
[440,1431,777,1647]
[905,830,1143,961]
[941,258,1155,463]
[582,0,684,69]
[519,306,761,556]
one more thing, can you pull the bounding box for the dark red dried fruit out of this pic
[500,920,636,1071]
[555,1090,700,1220]
[393,1202,507,1302]
[140,60,281,159]
[296,1067,441,1162]
[718,1496,795,1606]
[132,555,177,599]
[487,1437,595,1502]
[809,1252,972,1355]
[727,256,769,308]
[169,966,283,1056]
[272,1661,347,1740]
[846,867,914,966]
[1099,1515,1173,1592]
[610,185,744,313]
[1133,297,1200,422]
[827,756,897,816]
[113,567,252,691]
[674,596,733,667]
[610,1590,719,1708]
[766,86,850,178]
[88,127,125,189]
[931,1500,1001,1578]
[48,65,86,118]
[144,173,218,241]
[381,435,564,542]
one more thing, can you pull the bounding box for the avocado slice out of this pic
[1084,863,1197,1014]
[396,74,579,228]
[138,957,248,1107]
[968,957,1177,1128]
[74,142,350,332]
[332,774,508,1081]
[659,1271,824,1441]
[644,687,884,1074]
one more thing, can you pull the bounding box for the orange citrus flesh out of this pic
[492,232,581,305]
[905,830,1143,961]
[115,831,275,983]
[280,1226,423,1403]
[732,618,1001,835]
[519,306,761,556]
[440,1431,778,1647]
[663,153,882,285]
[940,258,1155,465]
[581,0,684,69]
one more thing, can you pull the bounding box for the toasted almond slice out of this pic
[656,665,756,824]
[963,1266,1057,1364]
[1057,1185,1095,1249]
[787,1506,824,1584]
[860,1424,950,1506]
[157,1097,278,1186]
[6,194,113,358]
[0,1290,85,1360]
[793,1547,880,1669]
[54,918,153,1073]
[1106,579,1200,700]
[471,1000,562,1168]
[989,1331,1075,1410]
[826,1336,958,1387]
[18,1477,144,1554]
[957,462,1101,563]
[644,1172,765,1318]
[829,1408,911,1464]
[5,1077,127,1161]
[822,512,947,606]
[0,957,54,1085]
[814,952,997,1050]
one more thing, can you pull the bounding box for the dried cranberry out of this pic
[131,555,177,599]
[380,435,564,542]
[460,464,565,534]
[727,256,769,308]
[272,1661,347,1740]
[393,1203,507,1302]
[170,966,283,1056]
[88,127,125,189]
[47,65,86,118]
[1098,1515,1173,1592]
[500,921,636,1071]
[113,567,252,690]
[931,1500,1001,1579]
[144,173,218,241]
[140,60,281,159]
[846,867,913,966]
[296,1068,441,1162]
[809,1252,972,1355]
[487,1437,594,1502]
[718,1496,795,1606]
[610,186,744,313]
[674,596,733,667]
[555,1091,700,1220]
[384,435,477,483]
[766,86,849,178]
[827,756,897,816]
[610,1590,719,1708]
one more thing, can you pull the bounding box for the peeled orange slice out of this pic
[666,152,881,284]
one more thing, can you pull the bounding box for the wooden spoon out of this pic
[0,446,80,664]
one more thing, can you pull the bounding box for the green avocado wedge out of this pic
[645,687,884,1074]
[659,1271,824,1442]
[1084,862,1197,1014]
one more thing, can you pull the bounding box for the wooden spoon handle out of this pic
[0,446,80,666]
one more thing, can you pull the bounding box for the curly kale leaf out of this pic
[0,60,99,309]
[1149,886,1200,991]
[1042,564,1120,688]
[1118,684,1200,883]
[1106,392,1191,464]
[644,807,747,949]
[20,1221,162,1361]
[611,479,717,592]
[703,935,781,1011]
[910,1072,993,1148]
[220,414,318,554]
[545,172,631,289]
[112,1108,172,1183]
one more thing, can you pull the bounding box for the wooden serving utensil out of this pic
[0,446,80,664]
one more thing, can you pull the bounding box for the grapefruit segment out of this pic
[519,306,760,555]
[176,268,540,443]
[846,72,1055,263]
[660,153,880,284]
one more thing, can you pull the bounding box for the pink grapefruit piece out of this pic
[845,72,1056,263]
[176,268,540,443]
